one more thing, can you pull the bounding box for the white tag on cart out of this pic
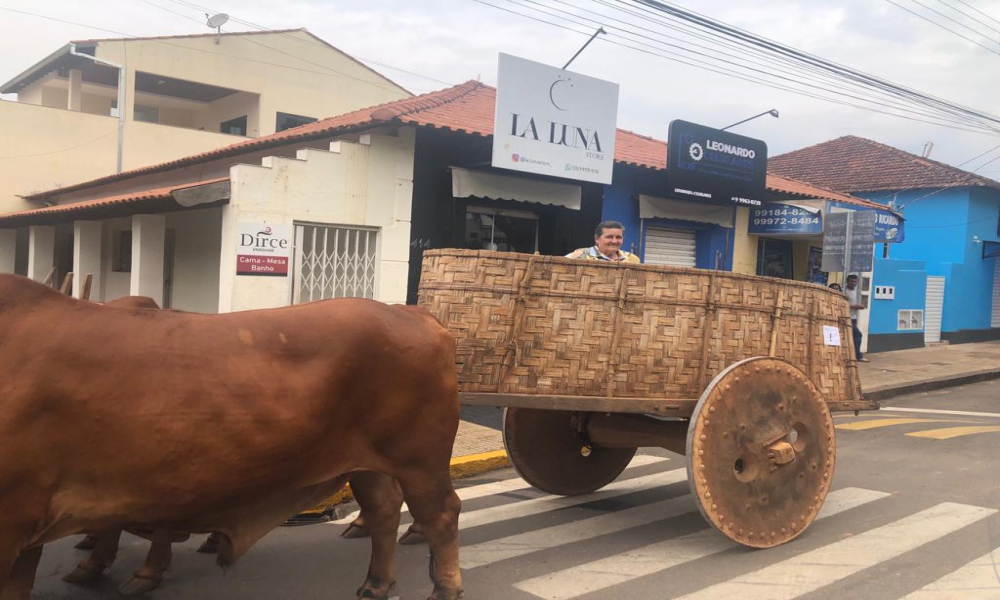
[822,325,841,346]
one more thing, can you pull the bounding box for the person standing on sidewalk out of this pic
[845,274,869,362]
[565,220,641,263]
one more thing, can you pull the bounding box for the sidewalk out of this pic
[449,340,1000,478]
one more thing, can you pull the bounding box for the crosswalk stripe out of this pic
[438,468,688,534]
[462,491,695,569]
[514,487,889,600]
[900,546,1000,598]
[332,454,670,525]
[674,502,996,600]
[882,406,1000,419]
[907,425,1000,440]
[836,418,962,431]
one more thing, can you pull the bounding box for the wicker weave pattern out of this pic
[418,249,872,412]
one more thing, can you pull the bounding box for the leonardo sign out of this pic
[237,222,290,276]
[667,120,768,207]
[492,53,619,184]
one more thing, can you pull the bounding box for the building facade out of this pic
[771,136,1000,350]
[0,28,410,214]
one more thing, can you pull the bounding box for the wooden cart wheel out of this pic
[686,357,836,549]
[503,407,636,496]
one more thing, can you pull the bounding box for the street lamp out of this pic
[721,109,779,131]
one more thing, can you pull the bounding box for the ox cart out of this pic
[418,249,876,549]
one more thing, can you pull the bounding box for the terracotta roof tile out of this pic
[70,28,307,45]
[1,178,228,226]
[25,81,888,210]
[769,135,1000,193]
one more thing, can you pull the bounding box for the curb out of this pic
[298,450,510,516]
[862,368,1000,402]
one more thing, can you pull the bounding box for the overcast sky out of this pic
[2,0,1000,175]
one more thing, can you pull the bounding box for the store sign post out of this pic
[492,53,619,184]
[667,120,768,207]
[236,223,290,276]
[749,204,822,234]
[821,211,875,273]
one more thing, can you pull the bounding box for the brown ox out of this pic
[0,274,462,600]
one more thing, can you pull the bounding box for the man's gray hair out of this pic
[595,220,625,237]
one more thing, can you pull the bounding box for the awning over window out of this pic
[639,195,734,228]
[451,167,581,210]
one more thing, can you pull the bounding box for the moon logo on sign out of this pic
[549,77,572,111]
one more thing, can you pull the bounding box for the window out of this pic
[898,310,924,331]
[110,99,119,118]
[133,104,159,124]
[112,230,132,273]
[756,238,794,279]
[293,224,377,302]
[276,112,317,132]
[220,115,247,136]
[464,206,539,253]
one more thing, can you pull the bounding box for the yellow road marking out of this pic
[906,425,1000,440]
[835,418,962,431]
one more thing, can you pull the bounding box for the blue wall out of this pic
[869,258,926,335]
[859,186,1000,335]
[601,167,734,269]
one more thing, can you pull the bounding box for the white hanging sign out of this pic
[822,325,842,347]
[492,53,619,184]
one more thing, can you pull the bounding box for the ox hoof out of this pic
[427,587,463,600]
[196,537,220,554]
[341,522,370,539]
[397,526,426,546]
[62,565,106,585]
[74,535,100,551]
[118,575,162,595]
[356,579,396,600]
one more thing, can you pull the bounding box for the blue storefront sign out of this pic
[749,204,822,234]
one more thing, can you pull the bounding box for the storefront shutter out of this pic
[643,227,696,267]
[924,276,945,344]
[991,259,1000,328]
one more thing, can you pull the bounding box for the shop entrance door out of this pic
[756,238,794,279]
[925,276,945,344]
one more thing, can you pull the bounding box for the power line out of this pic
[932,0,1000,39]
[952,0,1000,28]
[470,0,1000,135]
[0,130,117,159]
[509,0,997,131]
[884,0,1000,55]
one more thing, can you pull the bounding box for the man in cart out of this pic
[565,220,641,263]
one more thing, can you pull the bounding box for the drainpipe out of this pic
[69,44,125,174]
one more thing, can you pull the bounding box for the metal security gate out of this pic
[293,223,378,303]
[992,259,1000,328]
[643,227,696,267]
[925,276,945,344]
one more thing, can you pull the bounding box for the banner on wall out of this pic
[667,120,768,207]
[749,203,822,235]
[492,53,619,184]
[236,222,290,276]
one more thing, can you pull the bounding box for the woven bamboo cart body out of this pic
[419,249,876,549]
[418,249,873,416]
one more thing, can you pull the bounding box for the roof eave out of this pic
[0,43,72,94]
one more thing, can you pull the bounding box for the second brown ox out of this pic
[0,274,463,600]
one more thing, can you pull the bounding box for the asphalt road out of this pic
[30,379,1000,600]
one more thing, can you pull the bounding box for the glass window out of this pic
[464,206,539,253]
[220,115,248,136]
[112,230,132,273]
[133,104,159,124]
[756,238,794,279]
[276,112,317,132]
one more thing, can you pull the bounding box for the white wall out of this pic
[218,127,416,312]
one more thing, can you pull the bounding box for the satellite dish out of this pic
[206,13,229,28]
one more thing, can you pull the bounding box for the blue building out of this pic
[771,136,1000,351]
